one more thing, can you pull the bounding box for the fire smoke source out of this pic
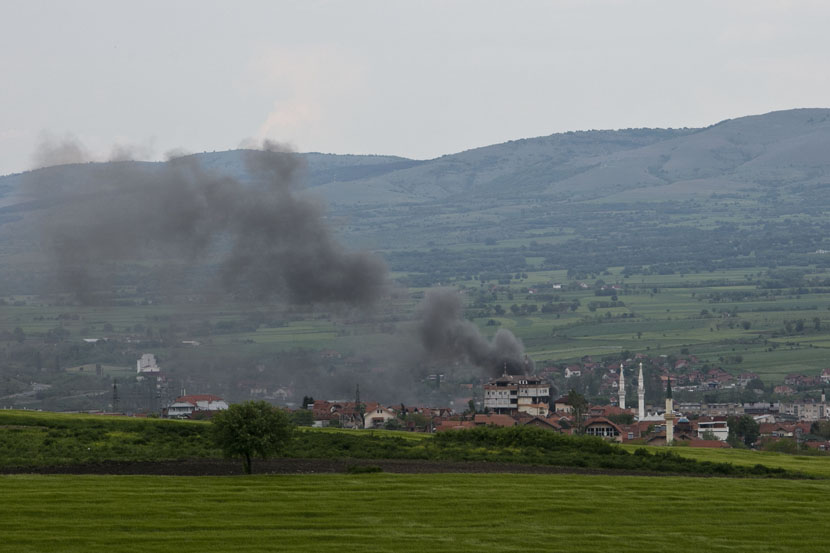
[417,288,528,376]
[28,141,388,306]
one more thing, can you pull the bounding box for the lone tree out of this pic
[211,401,294,474]
[726,414,760,449]
[567,389,588,435]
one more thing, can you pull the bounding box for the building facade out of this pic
[484,374,550,415]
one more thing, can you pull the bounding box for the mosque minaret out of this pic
[637,362,645,420]
[618,363,625,409]
[665,377,675,445]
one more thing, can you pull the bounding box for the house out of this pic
[473,414,518,427]
[821,368,830,384]
[364,406,398,429]
[166,394,228,418]
[564,365,582,379]
[167,401,197,418]
[136,353,160,374]
[523,416,561,431]
[738,372,759,387]
[583,418,623,441]
[696,417,729,441]
[553,396,574,414]
[779,401,826,422]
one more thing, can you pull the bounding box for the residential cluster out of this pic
[139,349,830,451]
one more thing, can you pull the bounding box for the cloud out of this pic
[246,45,368,148]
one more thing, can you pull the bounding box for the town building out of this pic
[483,374,550,415]
[136,353,160,374]
[166,394,228,418]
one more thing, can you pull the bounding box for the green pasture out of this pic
[1,473,828,553]
[65,364,133,378]
[621,444,830,479]
[207,321,339,349]
[3,264,830,394]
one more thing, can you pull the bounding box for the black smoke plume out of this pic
[27,141,388,306]
[417,288,528,377]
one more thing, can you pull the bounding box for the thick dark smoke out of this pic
[417,288,528,377]
[28,140,388,306]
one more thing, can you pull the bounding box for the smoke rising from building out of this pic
[27,140,388,306]
[417,288,528,377]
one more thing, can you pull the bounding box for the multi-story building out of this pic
[483,374,550,415]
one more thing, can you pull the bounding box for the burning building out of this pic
[483,374,550,416]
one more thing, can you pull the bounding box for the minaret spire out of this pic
[618,363,626,409]
[638,362,645,420]
[665,377,674,445]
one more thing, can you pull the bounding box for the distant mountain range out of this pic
[4,108,829,207]
[1,108,829,284]
[181,108,830,207]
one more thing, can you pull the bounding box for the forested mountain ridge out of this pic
[4,108,829,208]
[1,108,829,291]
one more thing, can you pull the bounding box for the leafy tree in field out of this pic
[727,415,760,448]
[211,401,294,474]
[567,389,588,435]
[608,413,634,425]
[291,409,314,427]
[383,418,403,431]
[811,421,830,440]
[763,438,799,454]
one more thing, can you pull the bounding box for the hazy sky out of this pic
[2,0,829,176]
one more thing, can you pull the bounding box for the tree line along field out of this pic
[2,472,829,553]
[0,410,824,478]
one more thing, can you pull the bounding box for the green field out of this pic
[1,473,828,553]
[3,264,830,411]
[623,444,830,478]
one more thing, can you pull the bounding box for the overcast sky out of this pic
[1,0,829,176]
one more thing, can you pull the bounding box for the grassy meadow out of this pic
[622,444,830,478]
[1,472,829,553]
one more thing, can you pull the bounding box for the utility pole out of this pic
[112,379,119,413]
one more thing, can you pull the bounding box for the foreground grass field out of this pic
[1,473,828,553]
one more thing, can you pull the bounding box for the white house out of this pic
[137,353,160,374]
[166,394,229,418]
[363,406,398,429]
[167,401,197,418]
[697,418,729,441]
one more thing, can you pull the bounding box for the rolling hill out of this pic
[1,108,829,289]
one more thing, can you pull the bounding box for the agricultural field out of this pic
[1,472,828,553]
[2,263,830,410]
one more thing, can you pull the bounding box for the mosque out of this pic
[618,362,677,444]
